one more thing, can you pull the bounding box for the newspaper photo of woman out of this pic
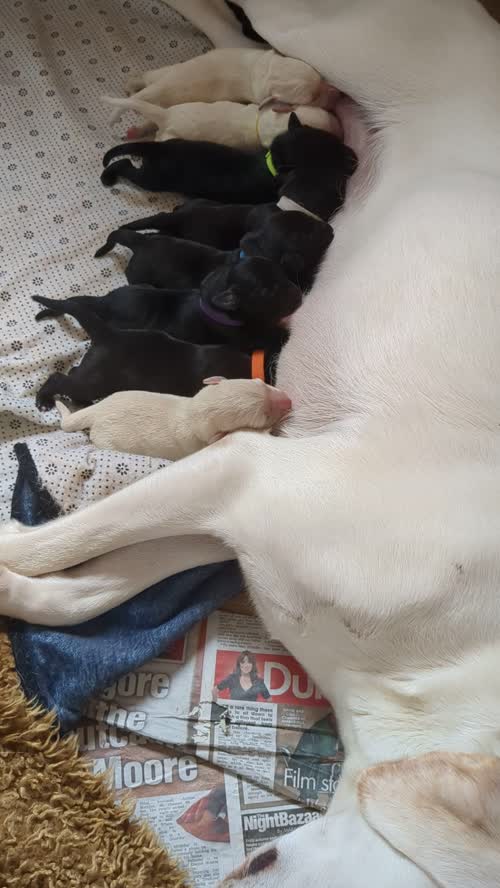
[213,650,271,702]
[177,783,230,843]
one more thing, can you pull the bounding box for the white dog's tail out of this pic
[57,401,94,433]
[102,95,168,127]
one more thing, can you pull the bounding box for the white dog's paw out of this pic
[0,565,45,622]
[125,71,146,95]
[0,565,23,619]
[0,521,36,575]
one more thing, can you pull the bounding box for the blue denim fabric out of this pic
[8,443,241,731]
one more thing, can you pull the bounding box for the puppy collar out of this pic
[199,297,243,328]
[277,195,324,223]
[265,150,278,178]
[251,349,266,382]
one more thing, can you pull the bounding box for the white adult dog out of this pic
[2,1,500,885]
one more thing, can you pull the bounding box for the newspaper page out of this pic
[79,726,325,888]
[82,597,344,885]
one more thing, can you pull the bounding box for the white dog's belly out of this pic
[277,171,500,437]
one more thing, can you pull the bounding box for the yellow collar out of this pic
[265,150,278,178]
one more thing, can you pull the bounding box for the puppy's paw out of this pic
[36,389,56,412]
[125,71,146,95]
[101,167,118,188]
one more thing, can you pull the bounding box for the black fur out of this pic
[270,113,358,220]
[101,115,358,220]
[224,1,266,44]
[116,200,333,290]
[115,201,333,292]
[240,210,334,291]
[101,138,277,203]
[118,199,277,250]
[35,304,253,411]
[33,286,290,353]
[93,228,302,316]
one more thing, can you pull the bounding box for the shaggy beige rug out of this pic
[0,628,189,888]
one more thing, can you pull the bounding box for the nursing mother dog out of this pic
[2,0,500,884]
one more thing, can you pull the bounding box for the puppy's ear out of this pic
[288,111,302,131]
[358,752,500,887]
[211,290,240,312]
[203,376,225,385]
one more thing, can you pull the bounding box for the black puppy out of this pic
[101,114,357,220]
[239,210,333,292]
[117,206,333,294]
[33,283,292,352]
[117,200,278,250]
[116,201,333,287]
[101,137,277,203]
[94,229,302,316]
[36,305,256,411]
[270,116,357,220]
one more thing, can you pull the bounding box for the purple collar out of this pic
[199,297,243,327]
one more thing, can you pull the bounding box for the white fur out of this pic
[55,379,290,460]
[103,95,338,149]
[2,1,500,885]
[120,47,326,109]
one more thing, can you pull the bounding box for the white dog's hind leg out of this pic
[0,535,233,625]
[0,433,260,577]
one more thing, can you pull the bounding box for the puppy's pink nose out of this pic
[266,387,292,421]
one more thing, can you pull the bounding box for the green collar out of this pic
[265,149,278,178]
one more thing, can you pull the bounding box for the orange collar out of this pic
[251,350,266,382]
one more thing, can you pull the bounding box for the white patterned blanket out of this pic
[0,0,211,519]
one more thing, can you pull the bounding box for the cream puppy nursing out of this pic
[122,47,334,109]
[56,379,292,460]
[104,95,339,149]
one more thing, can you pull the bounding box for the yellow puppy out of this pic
[56,378,291,460]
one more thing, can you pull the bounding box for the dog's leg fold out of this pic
[0,433,257,576]
[0,535,233,625]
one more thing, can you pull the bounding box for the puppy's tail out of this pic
[43,303,111,344]
[57,400,94,433]
[102,95,168,129]
[94,228,144,258]
[32,295,66,321]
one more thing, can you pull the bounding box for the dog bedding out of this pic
[0,0,212,519]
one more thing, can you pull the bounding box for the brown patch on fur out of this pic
[357,751,500,839]
[247,847,278,875]
[223,847,278,882]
